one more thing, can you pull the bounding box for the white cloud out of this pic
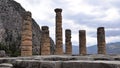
[94,8,120,21]
[106,36,120,43]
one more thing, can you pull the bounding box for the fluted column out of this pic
[41,26,50,55]
[54,8,63,54]
[65,29,72,54]
[21,11,32,56]
[97,27,106,54]
[79,30,86,55]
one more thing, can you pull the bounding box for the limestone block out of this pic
[0,50,6,57]
[21,46,32,51]
[0,63,13,68]
[21,41,32,46]
[40,61,61,68]
[21,51,32,56]
[13,60,40,68]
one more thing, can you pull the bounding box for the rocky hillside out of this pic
[0,0,54,56]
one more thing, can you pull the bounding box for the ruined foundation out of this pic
[41,26,50,55]
[1,55,120,68]
[65,29,72,54]
[79,30,87,55]
[21,11,32,56]
[97,27,106,54]
[54,8,63,55]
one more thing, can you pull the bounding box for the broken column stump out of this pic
[41,26,51,55]
[21,11,32,56]
[79,30,87,55]
[97,27,106,54]
[54,8,63,55]
[65,29,72,55]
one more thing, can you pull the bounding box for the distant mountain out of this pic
[65,42,120,55]
[87,42,120,54]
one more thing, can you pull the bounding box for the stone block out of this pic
[40,61,61,68]
[21,46,32,51]
[21,41,32,46]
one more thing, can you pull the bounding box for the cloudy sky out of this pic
[15,0,120,47]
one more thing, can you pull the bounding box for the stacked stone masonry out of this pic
[41,26,50,55]
[97,27,106,54]
[21,11,32,56]
[1,55,120,68]
[54,8,63,55]
[79,30,87,55]
[65,29,72,54]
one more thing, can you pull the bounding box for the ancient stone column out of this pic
[79,30,86,55]
[97,27,106,54]
[41,26,51,55]
[54,8,63,54]
[65,29,72,54]
[21,11,32,56]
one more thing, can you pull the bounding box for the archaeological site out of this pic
[0,0,120,68]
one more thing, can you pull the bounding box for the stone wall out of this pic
[0,55,120,68]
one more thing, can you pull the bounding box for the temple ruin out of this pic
[54,8,63,55]
[40,26,51,55]
[65,29,72,54]
[20,8,107,56]
[79,30,87,55]
[97,27,106,54]
[21,11,32,56]
[1,0,120,67]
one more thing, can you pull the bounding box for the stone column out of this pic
[97,27,106,54]
[21,11,32,56]
[54,8,63,54]
[79,30,86,55]
[41,26,50,55]
[65,29,72,54]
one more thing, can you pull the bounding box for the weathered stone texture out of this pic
[54,8,63,55]
[0,55,120,68]
[0,0,55,56]
[65,29,72,54]
[41,26,50,55]
[0,63,13,68]
[0,50,6,57]
[79,30,87,55]
[21,11,32,56]
[97,27,106,54]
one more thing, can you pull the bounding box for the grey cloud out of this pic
[105,30,120,37]
[37,20,54,27]
[109,0,120,8]
[88,29,120,37]
[27,0,40,5]
[85,0,105,6]
[51,0,69,9]
[63,11,120,39]
[65,12,120,28]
